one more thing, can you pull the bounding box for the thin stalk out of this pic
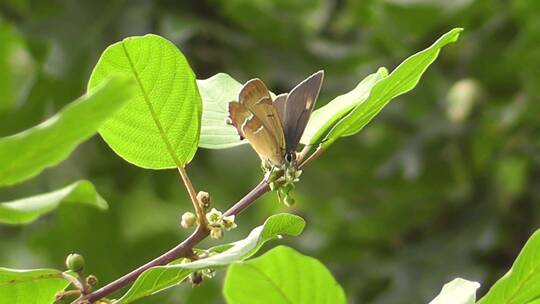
[177,166,206,225]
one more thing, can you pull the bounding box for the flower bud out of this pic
[189,271,204,287]
[65,253,85,272]
[210,227,223,239]
[197,191,211,210]
[86,275,98,286]
[180,212,197,229]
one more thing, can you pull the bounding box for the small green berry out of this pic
[180,212,197,229]
[65,253,85,272]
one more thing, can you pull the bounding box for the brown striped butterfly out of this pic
[227,71,324,205]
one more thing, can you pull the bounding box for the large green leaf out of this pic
[116,213,305,304]
[197,73,246,149]
[478,229,540,304]
[429,278,480,304]
[301,67,388,145]
[224,245,346,304]
[323,28,463,147]
[0,268,71,304]
[0,76,133,186]
[0,180,107,225]
[88,34,202,169]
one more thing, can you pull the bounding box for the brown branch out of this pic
[77,179,270,303]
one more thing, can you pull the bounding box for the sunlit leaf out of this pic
[301,67,389,145]
[224,245,346,304]
[116,213,305,303]
[88,34,202,169]
[0,76,133,186]
[323,28,463,147]
[197,73,246,149]
[0,180,107,225]
[478,229,540,304]
[0,268,71,304]
[429,278,480,304]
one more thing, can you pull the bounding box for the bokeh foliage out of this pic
[0,0,539,303]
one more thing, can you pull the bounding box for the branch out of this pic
[77,179,270,303]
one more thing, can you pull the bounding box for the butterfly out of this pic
[227,70,324,171]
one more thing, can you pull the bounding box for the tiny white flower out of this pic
[222,215,237,231]
[206,208,222,224]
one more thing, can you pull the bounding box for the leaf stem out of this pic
[177,166,206,225]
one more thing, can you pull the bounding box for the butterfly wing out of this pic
[274,93,288,124]
[282,71,324,152]
[229,78,287,166]
[228,99,284,166]
[239,79,286,148]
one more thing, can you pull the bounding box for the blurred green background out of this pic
[1,0,540,303]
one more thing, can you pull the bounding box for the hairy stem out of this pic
[77,179,269,303]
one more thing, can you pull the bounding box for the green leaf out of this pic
[88,34,202,169]
[0,76,133,186]
[478,229,540,304]
[429,278,480,304]
[301,67,388,145]
[116,213,305,304]
[0,180,107,225]
[323,28,463,147]
[0,268,71,304]
[224,245,347,304]
[197,73,247,149]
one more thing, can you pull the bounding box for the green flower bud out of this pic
[294,170,302,181]
[65,253,85,272]
[210,227,223,239]
[222,215,237,231]
[180,212,197,229]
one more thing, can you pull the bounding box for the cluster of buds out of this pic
[180,191,212,229]
[206,208,237,239]
[267,166,302,207]
[57,253,100,302]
